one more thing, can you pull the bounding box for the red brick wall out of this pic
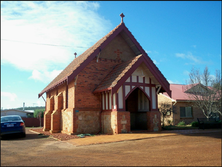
[174,102,205,125]
[100,34,136,61]
[22,117,44,127]
[117,111,130,133]
[75,57,121,110]
[147,111,162,132]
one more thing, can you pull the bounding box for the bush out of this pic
[191,121,199,127]
[177,121,186,126]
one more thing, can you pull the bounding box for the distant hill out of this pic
[12,106,45,111]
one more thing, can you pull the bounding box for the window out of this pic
[180,107,192,118]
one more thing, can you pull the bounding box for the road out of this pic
[1,128,221,166]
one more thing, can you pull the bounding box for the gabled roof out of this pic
[39,18,171,98]
[162,84,190,101]
[162,84,205,101]
[38,23,124,98]
[162,83,216,101]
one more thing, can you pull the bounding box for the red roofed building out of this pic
[158,84,220,126]
[38,14,171,135]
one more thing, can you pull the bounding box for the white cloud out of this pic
[183,70,190,75]
[145,50,152,54]
[29,69,62,83]
[175,52,203,64]
[1,92,17,101]
[1,1,111,82]
[175,53,185,58]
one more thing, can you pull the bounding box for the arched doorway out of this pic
[125,87,150,130]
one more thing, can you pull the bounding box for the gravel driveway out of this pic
[1,128,221,166]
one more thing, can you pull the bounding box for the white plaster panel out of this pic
[140,86,143,90]
[105,92,108,110]
[132,76,137,82]
[126,77,130,82]
[125,85,130,97]
[109,92,112,110]
[118,86,123,109]
[132,86,135,89]
[102,93,104,110]
[139,76,143,83]
[145,77,149,84]
[113,93,116,109]
[152,87,156,109]
[145,86,150,97]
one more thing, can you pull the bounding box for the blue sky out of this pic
[1,1,221,109]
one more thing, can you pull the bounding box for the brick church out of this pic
[38,14,171,135]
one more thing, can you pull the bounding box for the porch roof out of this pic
[94,55,143,93]
[94,54,171,97]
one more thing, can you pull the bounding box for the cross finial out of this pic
[120,13,125,23]
[74,52,77,58]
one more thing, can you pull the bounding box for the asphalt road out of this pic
[1,128,221,166]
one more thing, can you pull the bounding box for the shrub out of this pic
[177,121,186,126]
[191,121,199,127]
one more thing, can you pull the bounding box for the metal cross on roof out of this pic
[74,52,77,58]
[120,13,125,23]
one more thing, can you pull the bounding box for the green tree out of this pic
[34,108,45,118]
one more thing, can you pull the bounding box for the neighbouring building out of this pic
[158,83,221,126]
[1,109,34,118]
[38,14,171,135]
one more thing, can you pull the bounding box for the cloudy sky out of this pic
[1,1,221,109]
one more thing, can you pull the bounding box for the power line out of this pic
[1,38,89,48]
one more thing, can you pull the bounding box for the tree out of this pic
[34,108,45,127]
[159,102,173,127]
[34,108,45,118]
[186,66,222,119]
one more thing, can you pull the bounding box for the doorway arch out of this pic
[125,87,150,130]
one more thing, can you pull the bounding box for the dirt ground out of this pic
[1,128,221,166]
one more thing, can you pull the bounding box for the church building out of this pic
[38,14,171,135]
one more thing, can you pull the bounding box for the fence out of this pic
[22,117,44,127]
